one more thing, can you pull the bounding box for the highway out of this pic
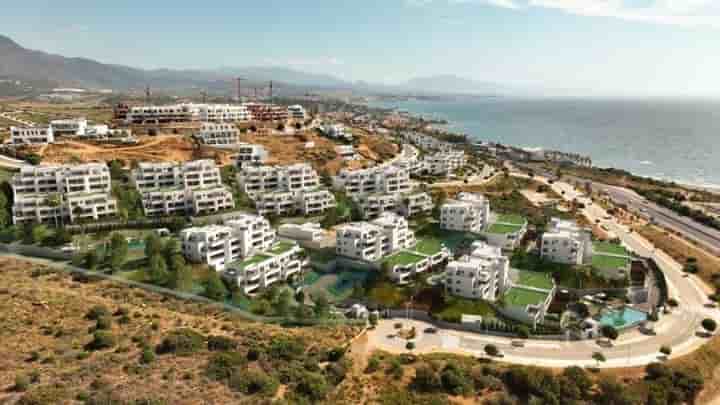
[591,182,720,255]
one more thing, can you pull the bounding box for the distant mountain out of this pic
[0,34,514,97]
[401,75,506,95]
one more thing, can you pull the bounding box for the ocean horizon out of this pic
[370,97,720,188]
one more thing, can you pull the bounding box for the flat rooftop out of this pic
[413,238,444,256]
[383,251,427,268]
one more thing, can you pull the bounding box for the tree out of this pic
[314,293,330,318]
[85,249,100,270]
[659,345,672,359]
[563,366,593,399]
[108,233,128,273]
[702,318,717,334]
[601,325,619,341]
[516,325,530,339]
[484,344,499,357]
[273,289,293,316]
[162,238,181,264]
[0,189,11,228]
[169,257,194,292]
[144,233,163,258]
[148,255,169,285]
[592,351,606,368]
[204,271,228,301]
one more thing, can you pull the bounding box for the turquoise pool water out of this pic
[599,307,647,328]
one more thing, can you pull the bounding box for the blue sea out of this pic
[371,97,720,188]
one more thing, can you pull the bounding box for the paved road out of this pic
[591,182,720,255]
[367,172,718,369]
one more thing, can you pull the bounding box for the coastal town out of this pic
[1,93,720,404]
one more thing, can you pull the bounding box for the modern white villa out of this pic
[440,192,491,233]
[540,218,592,265]
[50,117,88,136]
[335,212,416,262]
[222,240,307,295]
[287,104,307,120]
[353,191,433,219]
[180,213,277,270]
[445,241,509,301]
[482,213,529,250]
[235,143,268,168]
[253,188,336,217]
[11,163,117,224]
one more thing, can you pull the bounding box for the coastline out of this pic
[370,98,720,192]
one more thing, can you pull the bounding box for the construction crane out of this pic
[235,77,246,103]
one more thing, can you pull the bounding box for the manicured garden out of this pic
[593,241,629,256]
[503,287,549,308]
[516,270,554,290]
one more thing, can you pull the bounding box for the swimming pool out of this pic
[599,307,647,329]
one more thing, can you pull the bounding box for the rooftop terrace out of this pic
[503,287,550,308]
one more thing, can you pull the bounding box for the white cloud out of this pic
[407,0,720,27]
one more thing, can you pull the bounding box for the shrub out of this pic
[702,318,717,333]
[667,298,679,307]
[326,347,345,362]
[95,316,112,331]
[140,348,156,364]
[86,305,110,321]
[394,322,403,329]
[206,352,247,380]
[412,364,442,392]
[516,326,530,339]
[229,369,279,396]
[441,363,472,396]
[326,359,351,385]
[293,371,329,402]
[406,341,415,350]
[207,335,237,352]
[155,329,204,356]
[484,344,499,357]
[268,336,305,361]
[365,357,381,373]
[14,374,30,392]
[85,331,116,351]
[659,345,672,357]
[246,348,261,361]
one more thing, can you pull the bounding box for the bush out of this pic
[365,357,381,373]
[406,341,415,350]
[293,371,329,402]
[441,363,472,396]
[516,326,530,339]
[206,352,247,380]
[85,331,116,351]
[659,345,672,357]
[268,336,305,361]
[95,316,112,331]
[229,369,279,396]
[702,318,717,333]
[207,335,237,352]
[484,344,499,357]
[155,329,204,356]
[412,364,442,392]
[246,348,261,361]
[86,305,110,321]
[14,374,30,392]
[140,348,156,364]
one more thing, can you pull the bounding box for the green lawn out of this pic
[415,222,480,252]
[413,237,444,255]
[496,213,526,225]
[384,251,426,268]
[232,254,272,271]
[433,296,496,323]
[503,287,549,308]
[593,242,629,257]
[268,240,296,255]
[487,223,524,235]
[302,271,322,286]
[516,270,554,290]
[592,255,630,270]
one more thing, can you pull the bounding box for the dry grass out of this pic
[636,224,720,286]
[0,257,358,404]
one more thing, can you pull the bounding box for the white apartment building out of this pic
[131,160,222,192]
[440,192,491,233]
[237,163,320,196]
[320,123,353,141]
[235,143,268,168]
[392,145,425,175]
[398,192,434,218]
[223,241,306,295]
[287,105,307,120]
[335,145,359,161]
[253,188,336,217]
[354,191,433,220]
[11,163,117,225]
[194,104,251,122]
[50,118,88,136]
[132,160,233,216]
[278,222,325,242]
[402,132,455,152]
[10,126,54,145]
[125,104,194,124]
[336,212,415,262]
[540,218,592,265]
[196,122,240,146]
[445,241,509,301]
[180,214,276,270]
[423,150,466,176]
[333,164,411,197]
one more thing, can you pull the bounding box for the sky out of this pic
[2,0,720,97]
